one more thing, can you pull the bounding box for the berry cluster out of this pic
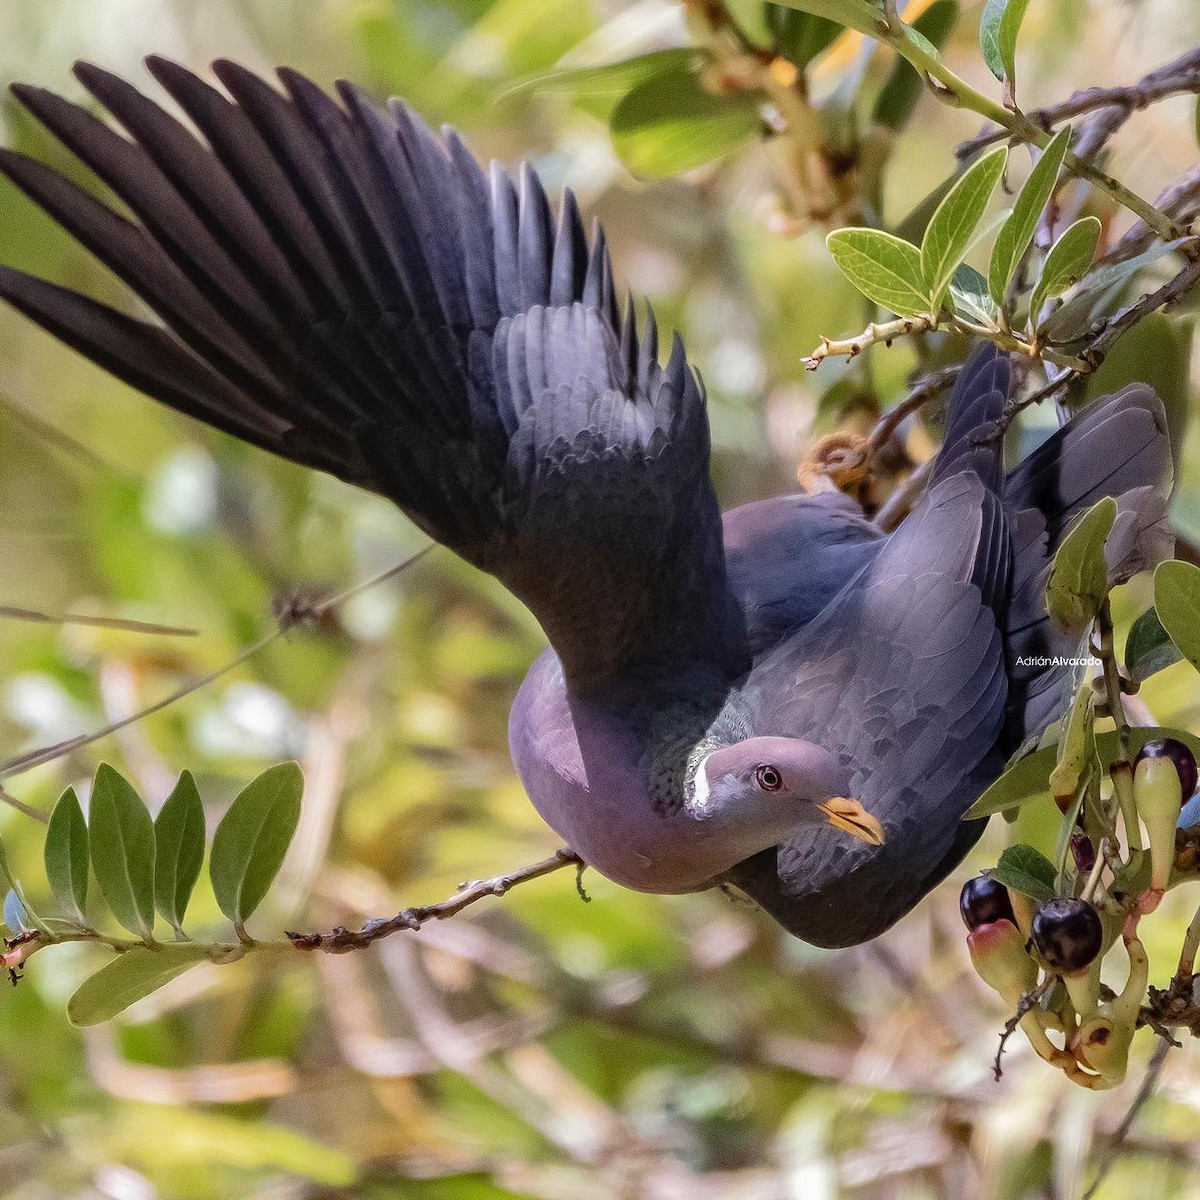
[962,738,1198,1088]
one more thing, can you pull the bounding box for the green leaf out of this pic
[1155,560,1200,673]
[500,48,697,115]
[920,146,1008,310]
[949,262,1001,327]
[724,0,775,47]
[988,126,1071,306]
[1044,496,1116,631]
[154,771,206,935]
[1039,238,1190,343]
[980,0,1032,91]
[89,763,156,941]
[826,228,928,317]
[766,5,844,65]
[1031,216,1101,325]
[872,0,959,130]
[67,945,209,1026]
[765,0,881,39]
[209,763,303,928]
[986,843,1056,902]
[965,725,1200,817]
[1126,606,1183,685]
[44,787,89,922]
[610,63,762,178]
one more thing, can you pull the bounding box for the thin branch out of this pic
[990,247,1200,434]
[0,606,197,637]
[958,47,1200,158]
[286,848,584,952]
[0,634,280,782]
[1083,1036,1173,1200]
[0,545,433,786]
[868,364,962,453]
[805,312,1088,372]
[1103,164,1200,266]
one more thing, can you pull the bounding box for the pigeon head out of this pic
[688,737,884,866]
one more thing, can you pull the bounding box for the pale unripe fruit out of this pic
[967,918,1036,1003]
[1134,751,1184,901]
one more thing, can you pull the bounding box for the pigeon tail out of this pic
[1002,384,1174,744]
[930,344,1010,493]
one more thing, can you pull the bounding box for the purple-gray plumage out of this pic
[0,62,1175,946]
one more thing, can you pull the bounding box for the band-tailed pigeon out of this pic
[0,62,1174,947]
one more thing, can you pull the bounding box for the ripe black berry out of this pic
[1031,898,1103,973]
[959,875,1015,930]
[1135,738,1198,803]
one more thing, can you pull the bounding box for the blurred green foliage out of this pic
[0,1,1199,1197]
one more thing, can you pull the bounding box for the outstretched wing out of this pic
[0,61,738,684]
[729,472,1010,947]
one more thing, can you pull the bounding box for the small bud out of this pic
[968,918,1036,1004]
[1070,832,1096,874]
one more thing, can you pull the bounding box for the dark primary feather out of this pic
[0,60,740,685]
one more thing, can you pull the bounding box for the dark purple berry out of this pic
[1031,898,1103,973]
[960,875,1015,930]
[1135,738,1198,803]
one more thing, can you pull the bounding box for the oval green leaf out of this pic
[1031,216,1101,326]
[45,786,89,922]
[826,228,928,317]
[67,945,210,1026]
[920,146,1008,311]
[1155,560,1200,673]
[1126,605,1183,685]
[209,763,303,928]
[985,843,1056,902]
[154,771,206,935]
[89,763,156,940]
[1039,238,1190,344]
[949,262,1001,328]
[767,7,844,66]
[500,48,697,117]
[988,126,1071,306]
[980,0,1032,92]
[610,64,762,179]
[1045,496,1116,632]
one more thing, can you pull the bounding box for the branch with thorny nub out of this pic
[802,312,1090,373]
[286,848,588,952]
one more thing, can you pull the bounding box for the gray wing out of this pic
[727,472,1010,947]
[0,61,736,684]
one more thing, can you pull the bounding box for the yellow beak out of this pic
[817,796,885,846]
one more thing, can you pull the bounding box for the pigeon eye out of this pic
[755,765,783,792]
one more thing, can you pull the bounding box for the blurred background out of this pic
[1,0,1200,1196]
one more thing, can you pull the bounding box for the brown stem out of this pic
[287,848,585,952]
